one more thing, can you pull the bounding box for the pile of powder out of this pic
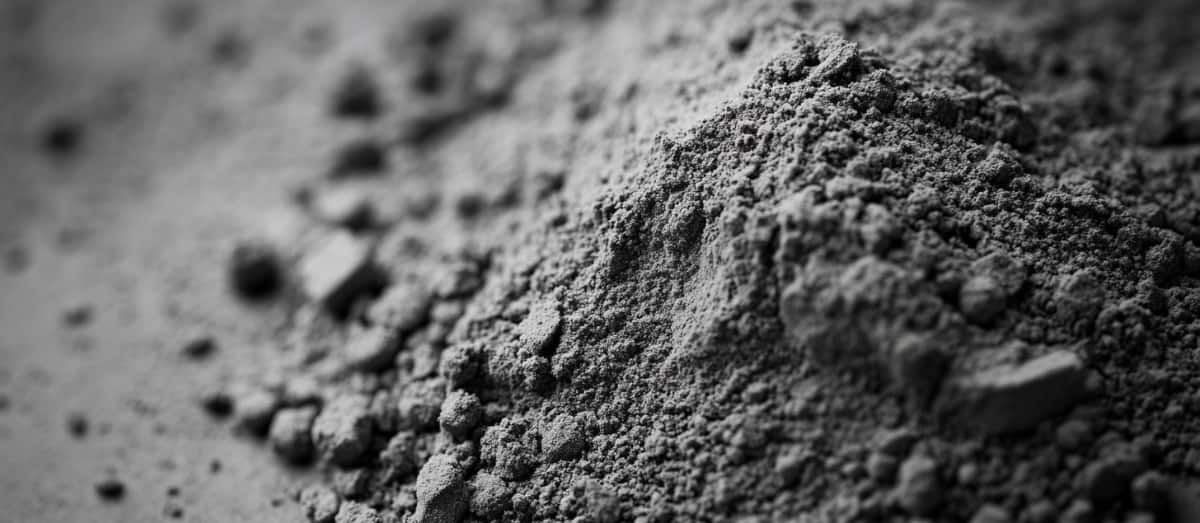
[202,0,1200,521]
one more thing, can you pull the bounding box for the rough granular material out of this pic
[209,0,1200,521]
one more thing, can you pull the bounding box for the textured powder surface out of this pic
[211,0,1200,521]
[4,0,1200,522]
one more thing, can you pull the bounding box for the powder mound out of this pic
[210,0,1200,521]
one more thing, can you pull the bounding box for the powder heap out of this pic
[208,0,1200,522]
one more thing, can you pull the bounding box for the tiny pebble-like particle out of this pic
[95,478,125,501]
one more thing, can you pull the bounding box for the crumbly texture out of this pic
[213,0,1200,521]
[162,0,1200,521]
[5,0,1200,521]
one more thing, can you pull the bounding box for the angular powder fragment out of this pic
[368,282,432,334]
[270,406,318,463]
[944,350,1089,435]
[342,326,399,372]
[331,468,372,500]
[517,299,562,356]
[808,36,861,85]
[974,146,1021,187]
[413,454,467,523]
[970,252,1026,298]
[959,275,1006,325]
[233,386,279,436]
[542,414,586,462]
[309,184,375,231]
[298,232,378,315]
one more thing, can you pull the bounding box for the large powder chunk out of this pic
[298,232,378,315]
[269,406,318,464]
[413,454,467,523]
[942,350,1089,435]
[312,395,375,467]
